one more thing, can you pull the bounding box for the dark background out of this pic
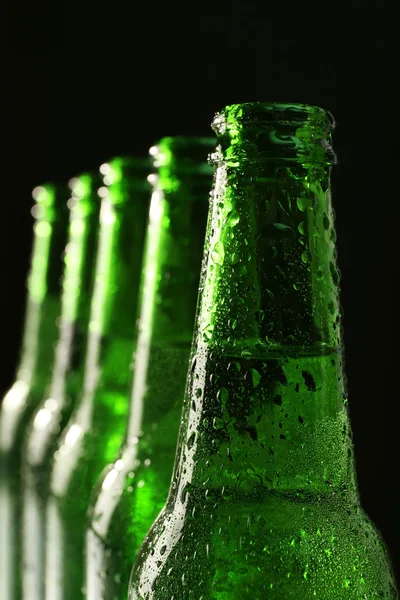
[4,0,399,583]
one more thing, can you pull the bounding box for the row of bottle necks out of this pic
[1,106,398,600]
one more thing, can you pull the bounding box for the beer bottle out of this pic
[0,183,70,600]
[21,173,101,600]
[86,138,214,600]
[45,158,149,600]
[128,103,398,599]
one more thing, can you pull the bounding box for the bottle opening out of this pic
[101,156,152,200]
[151,137,216,176]
[212,102,336,165]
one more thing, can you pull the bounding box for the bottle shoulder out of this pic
[49,393,129,499]
[130,492,397,600]
[89,444,137,539]
[23,394,74,469]
[0,380,40,455]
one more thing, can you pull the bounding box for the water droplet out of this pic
[187,432,196,449]
[298,222,306,235]
[273,395,282,406]
[301,251,310,264]
[212,241,225,265]
[329,261,339,285]
[203,323,214,341]
[231,319,237,330]
[241,348,252,357]
[296,196,312,212]
[213,417,224,430]
[316,265,324,280]
[226,210,240,228]
[262,223,294,241]
[255,309,264,323]
[160,545,167,555]
[251,369,261,388]
[195,388,202,398]
[302,371,316,391]
[229,251,239,265]
[218,387,229,404]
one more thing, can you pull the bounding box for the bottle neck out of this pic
[48,183,100,401]
[126,173,210,441]
[170,159,355,501]
[17,190,70,389]
[200,160,341,354]
[81,187,149,403]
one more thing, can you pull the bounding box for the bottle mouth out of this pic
[68,173,103,200]
[151,136,216,175]
[99,156,152,199]
[31,183,71,218]
[32,184,55,207]
[212,102,336,165]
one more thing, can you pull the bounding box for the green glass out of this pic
[0,183,70,600]
[21,173,101,600]
[85,137,214,600]
[128,103,398,600]
[45,158,150,600]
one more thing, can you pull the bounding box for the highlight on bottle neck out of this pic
[54,173,100,325]
[212,102,336,166]
[68,173,99,216]
[98,156,151,205]
[136,137,215,345]
[28,184,57,304]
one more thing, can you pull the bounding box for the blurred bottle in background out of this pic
[86,137,214,600]
[0,183,71,600]
[45,158,150,600]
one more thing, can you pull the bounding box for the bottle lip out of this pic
[32,184,55,205]
[151,136,216,175]
[31,183,71,220]
[212,102,336,166]
[152,136,216,149]
[98,155,152,200]
[213,102,335,132]
[68,173,103,200]
[100,156,151,180]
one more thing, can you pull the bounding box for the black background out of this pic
[4,0,399,583]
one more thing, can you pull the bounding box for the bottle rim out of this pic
[213,102,335,131]
[212,102,336,165]
[151,136,216,176]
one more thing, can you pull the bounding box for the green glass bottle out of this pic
[0,183,70,600]
[45,157,150,600]
[21,173,101,600]
[85,137,214,600]
[128,103,398,600]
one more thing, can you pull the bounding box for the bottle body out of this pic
[45,159,150,600]
[128,103,398,599]
[21,175,101,600]
[0,184,70,600]
[85,344,191,600]
[86,138,214,600]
